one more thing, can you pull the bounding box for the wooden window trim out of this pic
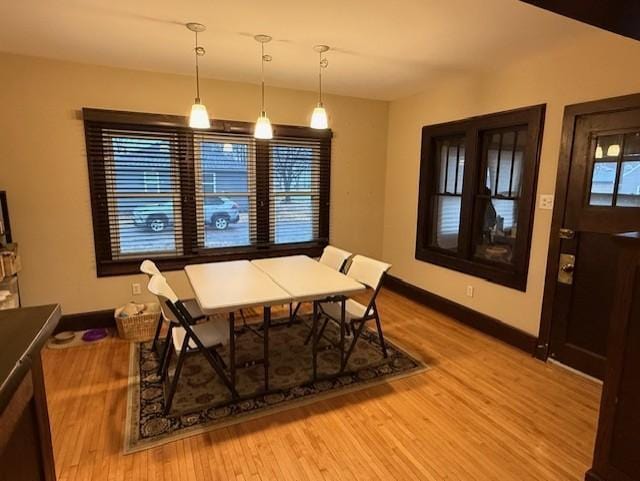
[415,105,545,291]
[83,108,331,277]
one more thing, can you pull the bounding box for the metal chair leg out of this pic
[157,323,173,376]
[374,310,388,358]
[164,338,188,415]
[160,342,173,382]
[151,317,163,353]
[341,319,367,371]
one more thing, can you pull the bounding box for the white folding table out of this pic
[252,255,366,378]
[185,260,292,393]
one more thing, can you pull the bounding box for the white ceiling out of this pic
[0,0,595,100]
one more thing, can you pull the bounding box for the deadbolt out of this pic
[559,228,575,240]
[558,253,575,285]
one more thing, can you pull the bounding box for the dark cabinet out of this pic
[587,232,640,481]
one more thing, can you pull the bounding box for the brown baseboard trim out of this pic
[383,275,537,354]
[55,309,115,333]
[584,469,605,481]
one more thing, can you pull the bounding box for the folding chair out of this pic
[140,259,205,353]
[288,245,352,324]
[314,255,391,370]
[147,274,238,414]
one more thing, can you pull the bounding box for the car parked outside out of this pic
[133,196,240,232]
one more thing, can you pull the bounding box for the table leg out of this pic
[264,306,271,391]
[312,301,318,380]
[229,311,236,392]
[340,297,346,371]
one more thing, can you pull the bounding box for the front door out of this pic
[549,106,640,379]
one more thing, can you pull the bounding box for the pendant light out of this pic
[254,34,273,139]
[186,22,210,129]
[310,45,330,129]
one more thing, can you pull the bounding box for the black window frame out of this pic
[416,105,545,291]
[84,108,332,277]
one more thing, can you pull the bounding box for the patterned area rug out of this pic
[124,316,427,453]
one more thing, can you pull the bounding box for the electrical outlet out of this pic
[132,283,141,295]
[466,285,474,298]
[539,194,554,210]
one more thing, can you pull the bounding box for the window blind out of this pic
[85,124,193,260]
[269,137,327,245]
[83,109,332,276]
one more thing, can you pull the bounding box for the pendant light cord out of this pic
[318,50,323,105]
[260,42,265,114]
[194,31,201,102]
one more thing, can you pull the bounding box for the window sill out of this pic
[415,246,528,291]
[97,241,327,277]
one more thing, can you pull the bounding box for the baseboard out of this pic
[383,275,538,354]
[55,309,115,333]
[584,469,605,481]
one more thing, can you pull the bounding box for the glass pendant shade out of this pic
[254,112,273,139]
[310,104,329,129]
[189,102,210,129]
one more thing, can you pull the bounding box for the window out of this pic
[588,132,640,207]
[416,105,545,290]
[84,109,331,276]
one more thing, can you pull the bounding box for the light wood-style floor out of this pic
[42,289,601,481]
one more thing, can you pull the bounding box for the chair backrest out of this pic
[346,255,391,290]
[147,274,180,323]
[140,259,162,278]
[319,245,352,272]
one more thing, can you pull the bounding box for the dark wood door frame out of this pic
[536,92,640,361]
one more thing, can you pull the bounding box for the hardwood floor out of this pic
[42,289,601,481]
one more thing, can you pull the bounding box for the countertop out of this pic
[0,304,61,413]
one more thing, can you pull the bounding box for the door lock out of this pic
[558,254,576,284]
[559,228,575,240]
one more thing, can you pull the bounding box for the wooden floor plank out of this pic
[42,289,600,481]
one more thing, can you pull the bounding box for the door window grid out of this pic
[589,132,640,208]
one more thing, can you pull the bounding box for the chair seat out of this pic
[320,299,369,322]
[172,318,228,352]
[182,298,205,320]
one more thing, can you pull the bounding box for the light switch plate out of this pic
[132,283,141,295]
[539,194,554,210]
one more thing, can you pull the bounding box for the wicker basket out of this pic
[115,302,161,341]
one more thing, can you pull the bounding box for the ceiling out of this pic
[0,0,596,100]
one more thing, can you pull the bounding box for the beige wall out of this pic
[0,53,388,314]
[383,30,640,336]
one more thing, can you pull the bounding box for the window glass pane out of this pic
[589,162,618,206]
[473,198,517,264]
[616,161,640,207]
[431,195,461,251]
[198,140,253,248]
[108,136,181,258]
[121,197,177,254]
[437,138,464,194]
[497,131,515,196]
[271,144,319,244]
[456,145,465,193]
[623,132,640,158]
[485,130,526,198]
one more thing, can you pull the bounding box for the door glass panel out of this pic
[594,134,622,160]
[616,161,640,207]
[589,162,618,206]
